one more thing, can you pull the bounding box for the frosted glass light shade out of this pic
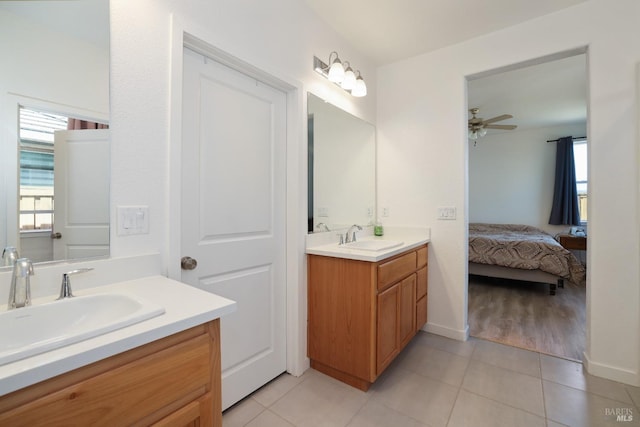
[328,60,345,83]
[341,67,356,90]
[352,76,367,97]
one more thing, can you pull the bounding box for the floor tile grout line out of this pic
[463,342,547,419]
[341,395,374,427]
[264,370,313,409]
[540,377,640,410]
[460,388,548,422]
[444,347,476,427]
[540,354,549,422]
[236,398,267,427]
[238,371,311,426]
[468,355,543,381]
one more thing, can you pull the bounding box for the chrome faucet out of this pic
[2,246,19,267]
[345,224,363,243]
[57,268,94,300]
[8,258,34,309]
[316,223,330,232]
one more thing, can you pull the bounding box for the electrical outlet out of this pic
[437,206,456,220]
[382,207,389,217]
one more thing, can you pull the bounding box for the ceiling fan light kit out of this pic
[468,107,517,144]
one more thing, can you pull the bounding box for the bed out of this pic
[468,223,586,295]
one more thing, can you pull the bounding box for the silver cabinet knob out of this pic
[181,256,198,270]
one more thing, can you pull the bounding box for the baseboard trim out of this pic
[583,352,640,387]
[423,322,470,341]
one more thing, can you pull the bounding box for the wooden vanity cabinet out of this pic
[308,244,428,391]
[0,320,222,427]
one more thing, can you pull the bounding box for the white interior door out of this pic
[53,129,110,260]
[181,47,287,410]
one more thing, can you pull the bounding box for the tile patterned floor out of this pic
[223,333,640,427]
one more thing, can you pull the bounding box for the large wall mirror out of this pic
[0,0,110,267]
[307,93,376,233]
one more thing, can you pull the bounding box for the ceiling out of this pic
[303,0,587,66]
[467,53,587,132]
[0,0,109,50]
[304,0,588,132]
[2,1,587,132]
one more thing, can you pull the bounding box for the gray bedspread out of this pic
[469,223,586,285]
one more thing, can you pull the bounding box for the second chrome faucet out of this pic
[58,268,94,300]
[344,224,363,244]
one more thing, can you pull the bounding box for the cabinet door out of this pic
[376,284,399,374]
[416,266,428,332]
[398,274,416,349]
[151,394,214,427]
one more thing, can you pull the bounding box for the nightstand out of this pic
[558,234,587,251]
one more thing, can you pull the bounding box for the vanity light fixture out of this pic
[314,52,367,97]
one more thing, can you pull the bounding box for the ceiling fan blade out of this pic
[485,124,517,130]
[483,114,513,124]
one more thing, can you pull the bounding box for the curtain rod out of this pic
[546,136,587,143]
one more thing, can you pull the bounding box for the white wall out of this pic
[377,0,640,385]
[1,0,377,377]
[108,0,376,264]
[469,123,586,235]
[107,0,377,375]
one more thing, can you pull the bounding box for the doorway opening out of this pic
[465,51,588,361]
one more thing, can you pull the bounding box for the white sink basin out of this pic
[0,293,165,366]
[344,240,404,251]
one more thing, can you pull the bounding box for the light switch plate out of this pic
[437,206,456,220]
[117,206,149,235]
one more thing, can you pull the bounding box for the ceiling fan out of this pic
[468,107,517,142]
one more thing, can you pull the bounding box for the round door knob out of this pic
[51,232,62,239]
[181,256,198,270]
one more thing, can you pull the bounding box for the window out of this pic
[573,140,587,223]
[19,108,68,232]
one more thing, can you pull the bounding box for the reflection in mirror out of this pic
[19,108,109,263]
[0,0,110,267]
[307,93,376,233]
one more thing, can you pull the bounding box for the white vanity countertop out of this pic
[306,226,430,262]
[0,275,236,396]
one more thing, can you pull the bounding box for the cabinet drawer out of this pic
[378,251,416,290]
[416,266,427,300]
[0,334,212,426]
[417,246,428,269]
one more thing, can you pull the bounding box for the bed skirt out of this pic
[469,262,564,295]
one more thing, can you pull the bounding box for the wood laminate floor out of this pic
[468,275,586,361]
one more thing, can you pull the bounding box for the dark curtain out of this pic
[549,136,581,225]
[67,118,109,130]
